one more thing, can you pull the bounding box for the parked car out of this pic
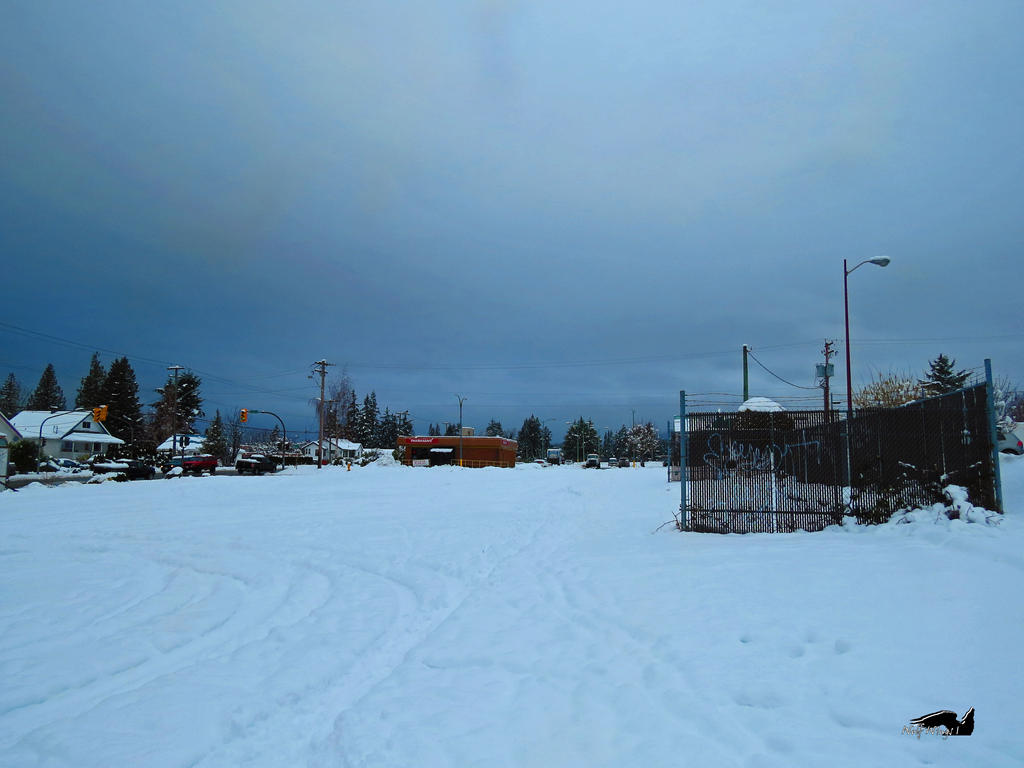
[617,457,630,468]
[997,427,1024,455]
[235,453,278,475]
[90,457,157,480]
[585,453,600,468]
[38,457,87,473]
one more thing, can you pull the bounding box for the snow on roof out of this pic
[738,397,785,413]
[12,410,95,438]
[156,434,206,452]
[67,432,125,445]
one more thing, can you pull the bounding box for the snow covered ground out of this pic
[2,458,1022,767]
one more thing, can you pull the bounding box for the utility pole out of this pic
[167,365,184,461]
[742,344,749,402]
[819,340,836,422]
[312,360,333,469]
[456,394,466,467]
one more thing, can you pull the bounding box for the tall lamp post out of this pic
[455,395,467,467]
[843,256,890,421]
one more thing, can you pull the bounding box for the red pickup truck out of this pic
[162,454,218,475]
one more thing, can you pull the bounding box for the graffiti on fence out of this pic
[701,433,822,479]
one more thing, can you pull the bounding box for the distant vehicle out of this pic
[533,458,546,465]
[607,457,616,466]
[89,457,157,480]
[161,454,218,475]
[182,454,218,475]
[617,457,629,468]
[546,448,563,465]
[585,453,600,468]
[235,453,278,475]
[997,427,1024,455]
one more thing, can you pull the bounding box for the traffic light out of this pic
[92,405,108,422]
[240,408,248,423]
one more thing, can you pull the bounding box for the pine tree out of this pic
[514,415,544,460]
[485,419,506,437]
[75,352,107,409]
[26,364,67,410]
[920,354,969,396]
[358,392,379,447]
[154,370,204,439]
[203,410,229,463]
[444,422,459,436]
[0,373,23,417]
[613,426,630,459]
[601,429,615,459]
[376,408,398,448]
[396,412,414,437]
[101,357,144,447]
[343,390,360,441]
[428,423,440,436]
[562,417,600,463]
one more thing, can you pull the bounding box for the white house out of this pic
[299,438,362,463]
[156,434,207,455]
[10,410,125,459]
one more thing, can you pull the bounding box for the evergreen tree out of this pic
[358,391,379,447]
[485,419,506,437]
[515,415,553,460]
[154,370,204,439]
[101,357,144,447]
[563,417,600,463]
[428,423,440,436]
[268,424,281,449]
[203,410,229,463]
[444,422,459,436]
[75,352,107,409]
[377,408,399,448]
[0,373,23,417]
[613,426,630,459]
[601,429,615,459]
[396,411,414,437]
[920,354,969,396]
[26,364,66,410]
[342,390,360,441]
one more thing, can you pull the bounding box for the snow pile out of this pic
[739,396,784,412]
[0,461,1022,767]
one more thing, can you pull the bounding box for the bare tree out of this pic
[310,370,354,439]
[854,370,922,409]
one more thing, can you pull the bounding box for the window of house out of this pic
[94,442,102,452]
[62,441,74,452]
[81,421,91,430]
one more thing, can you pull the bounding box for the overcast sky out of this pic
[2,1,1022,440]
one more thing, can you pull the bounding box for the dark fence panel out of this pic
[681,384,997,534]
[847,384,996,521]
[684,410,845,533]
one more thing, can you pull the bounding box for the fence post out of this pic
[984,359,1004,513]
[679,390,687,530]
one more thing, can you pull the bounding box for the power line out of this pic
[745,349,820,390]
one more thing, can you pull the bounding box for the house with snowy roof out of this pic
[298,438,362,463]
[10,410,125,459]
[0,412,20,444]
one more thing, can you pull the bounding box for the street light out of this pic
[843,256,890,421]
